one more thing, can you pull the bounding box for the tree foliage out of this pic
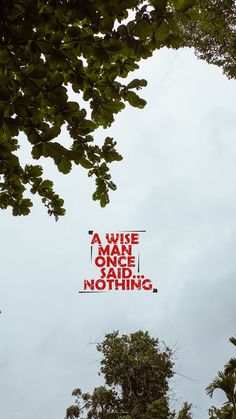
[207,336,236,419]
[185,0,236,80]
[0,0,235,218]
[66,330,192,418]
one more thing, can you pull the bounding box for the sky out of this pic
[0,47,236,419]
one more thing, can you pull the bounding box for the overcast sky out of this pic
[0,47,236,419]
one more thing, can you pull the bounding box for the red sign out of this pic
[80,231,157,293]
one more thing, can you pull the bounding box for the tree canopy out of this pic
[66,330,192,419]
[0,0,235,218]
[207,336,236,419]
[66,332,236,418]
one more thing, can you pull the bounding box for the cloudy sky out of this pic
[0,47,236,419]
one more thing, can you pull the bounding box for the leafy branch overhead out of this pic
[0,0,235,218]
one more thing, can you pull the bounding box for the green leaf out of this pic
[126,92,147,108]
[51,87,68,109]
[43,126,61,141]
[32,143,43,159]
[57,157,72,174]
[155,22,169,42]
[79,157,93,169]
[100,193,109,207]
[173,0,196,11]
[4,118,19,136]
[50,73,64,89]
[79,119,97,134]
[30,68,47,79]
[108,181,117,191]
[134,20,153,40]
[26,41,41,59]
[100,17,114,33]
[127,79,147,89]
[19,198,33,215]
[25,164,43,177]
[117,24,128,36]
[40,180,53,189]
